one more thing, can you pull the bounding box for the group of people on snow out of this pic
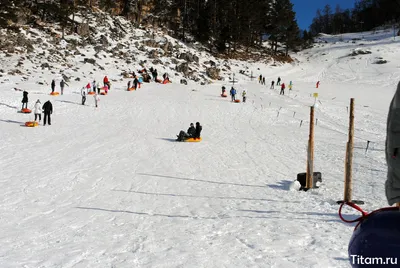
[51,79,69,95]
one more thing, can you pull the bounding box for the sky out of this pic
[292,0,356,31]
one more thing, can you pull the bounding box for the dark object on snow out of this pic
[348,209,400,268]
[296,172,322,191]
[180,79,187,85]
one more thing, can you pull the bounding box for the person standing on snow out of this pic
[97,82,101,94]
[230,87,237,102]
[262,77,266,85]
[259,75,262,84]
[21,90,28,109]
[42,100,53,126]
[133,77,139,90]
[92,80,96,93]
[289,81,293,90]
[94,92,100,108]
[127,80,131,91]
[33,99,42,122]
[242,90,247,103]
[280,83,286,95]
[81,87,87,105]
[277,77,281,86]
[60,79,65,95]
[103,76,110,90]
[270,80,275,89]
[51,79,56,93]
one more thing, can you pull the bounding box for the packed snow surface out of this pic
[1,29,399,267]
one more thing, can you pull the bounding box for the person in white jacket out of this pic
[94,92,100,108]
[33,99,42,122]
[81,87,87,105]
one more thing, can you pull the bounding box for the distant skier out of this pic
[42,100,53,126]
[33,99,42,122]
[280,83,285,95]
[21,90,28,109]
[289,81,293,90]
[242,90,247,103]
[270,80,275,89]
[259,75,262,84]
[81,87,87,105]
[127,80,131,91]
[277,77,281,86]
[51,79,56,93]
[316,81,320,88]
[230,87,237,102]
[222,86,226,95]
[262,77,266,85]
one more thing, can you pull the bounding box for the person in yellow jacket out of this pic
[242,90,247,103]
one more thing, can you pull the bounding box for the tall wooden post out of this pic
[306,106,315,188]
[344,98,355,202]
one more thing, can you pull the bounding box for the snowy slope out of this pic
[1,27,399,268]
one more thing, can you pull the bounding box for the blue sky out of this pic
[291,0,356,31]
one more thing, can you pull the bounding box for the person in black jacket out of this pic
[51,79,55,93]
[42,100,53,126]
[177,123,196,141]
[194,122,202,139]
[21,90,28,109]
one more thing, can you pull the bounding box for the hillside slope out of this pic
[0,28,399,267]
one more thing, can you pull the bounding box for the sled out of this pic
[184,137,202,142]
[88,91,96,95]
[21,108,32,113]
[100,92,107,95]
[128,87,136,91]
[25,121,39,127]
[234,99,241,103]
[50,92,60,96]
[221,93,227,97]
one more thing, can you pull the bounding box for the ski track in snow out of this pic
[1,29,399,267]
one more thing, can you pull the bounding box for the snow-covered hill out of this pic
[1,25,399,267]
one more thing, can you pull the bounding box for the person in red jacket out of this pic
[103,76,110,90]
[280,83,285,95]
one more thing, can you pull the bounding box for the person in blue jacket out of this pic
[230,87,236,102]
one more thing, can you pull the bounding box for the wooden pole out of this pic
[344,98,355,202]
[306,106,315,188]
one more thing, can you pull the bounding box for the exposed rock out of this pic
[148,49,159,58]
[176,63,190,76]
[374,59,388,64]
[179,52,199,63]
[41,62,50,69]
[349,49,372,56]
[84,58,96,64]
[180,79,188,85]
[152,59,162,65]
[171,58,178,64]
[75,77,81,81]
[206,67,220,80]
